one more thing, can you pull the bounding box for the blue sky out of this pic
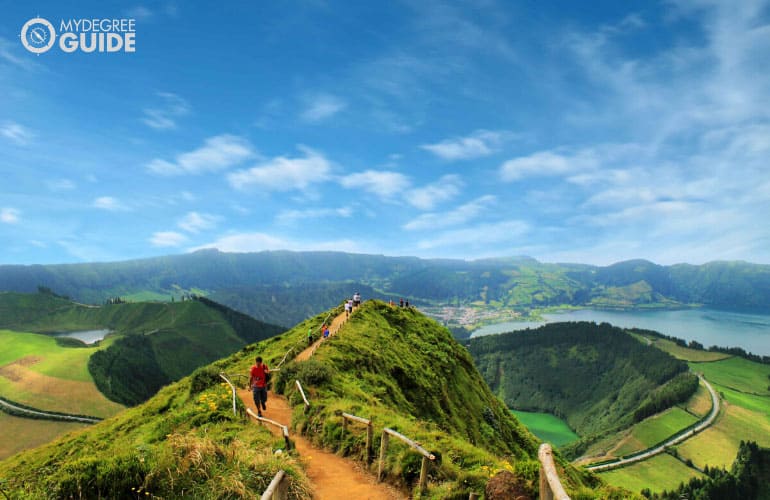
[1,1,769,266]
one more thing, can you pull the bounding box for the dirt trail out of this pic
[240,305,404,499]
[295,308,354,362]
[238,387,402,500]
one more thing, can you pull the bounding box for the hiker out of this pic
[399,298,404,307]
[405,300,410,308]
[307,326,313,346]
[249,356,269,417]
[323,325,330,338]
[345,299,351,317]
[353,291,361,307]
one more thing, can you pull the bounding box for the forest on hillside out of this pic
[469,322,699,458]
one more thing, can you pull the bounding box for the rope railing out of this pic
[538,443,570,500]
[260,469,288,500]
[341,412,374,463]
[378,427,436,491]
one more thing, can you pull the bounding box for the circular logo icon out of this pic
[20,17,56,54]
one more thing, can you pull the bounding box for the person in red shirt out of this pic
[249,356,269,417]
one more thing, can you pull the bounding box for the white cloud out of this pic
[1,122,34,145]
[416,219,529,250]
[276,207,352,225]
[190,232,361,254]
[500,150,599,181]
[340,170,411,199]
[150,231,188,247]
[421,130,514,160]
[146,134,254,176]
[0,208,20,224]
[300,94,347,122]
[142,92,190,130]
[406,174,463,210]
[228,147,332,191]
[178,211,218,233]
[404,195,496,231]
[126,6,153,19]
[0,37,39,71]
[93,196,127,211]
[47,179,76,191]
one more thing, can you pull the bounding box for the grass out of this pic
[689,357,770,396]
[599,453,704,494]
[681,383,712,418]
[0,329,125,417]
[0,414,88,460]
[612,407,699,457]
[676,401,770,469]
[511,410,579,448]
[647,338,732,362]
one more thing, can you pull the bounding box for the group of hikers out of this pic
[252,292,365,416]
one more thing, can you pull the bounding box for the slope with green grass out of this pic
[0,292,284,406]
[0,301,628,499]
[469,322,698,459]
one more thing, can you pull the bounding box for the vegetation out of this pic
[0,301,628,499]
[652,441,770,499]
[0,291,284,406]
[469,322,698,459]
[600,453,705,494]
[2,251,770,329]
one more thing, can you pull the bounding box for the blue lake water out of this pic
[53,329,111,344]
[471,308,770,356]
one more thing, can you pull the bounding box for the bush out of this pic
[274,359,333,394]
[189,365,223,395]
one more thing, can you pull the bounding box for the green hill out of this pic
[0,301,628,499]
[469,322,699,458]
[0,291,284,405]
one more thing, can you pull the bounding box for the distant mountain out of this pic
[1,251,769,328]
[0,291,284,405]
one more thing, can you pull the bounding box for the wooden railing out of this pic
[219,373,238,416]
[538,443,570,500]
[341,412,374,463]
[260,469,288,500]
[247,408,291,451]
[294,380,310,412]
[378,427,436,491]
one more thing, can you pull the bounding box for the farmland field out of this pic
[689,357,770,396]
[612,407,699,457]
[511,410,579,447]
[648,338,732,362]
[0,413,88,460]
[600,452,704,494]
[0,329,125,416]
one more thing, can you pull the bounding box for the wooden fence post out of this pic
[468,493,480,500]
[366,418,373,464]
[419,455,430,491]
[378,430,390,482]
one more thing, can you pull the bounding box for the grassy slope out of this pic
[0,367,311,499]
[612,407,698,456]
[0,414,88,460]
[600,453,705,494]
[0,329,124,417]
[596,339,770,493]
[0,301,629,499]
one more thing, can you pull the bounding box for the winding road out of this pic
[587,374,720,472]
[0,397,101,424]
